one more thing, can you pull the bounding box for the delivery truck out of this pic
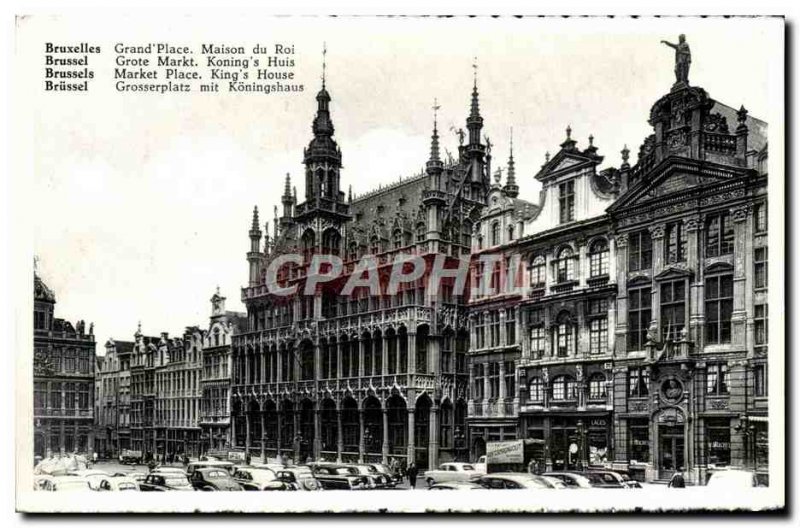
[485,438,546,474]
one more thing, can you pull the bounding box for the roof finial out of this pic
[216,285,220,296]
[322,41,327,89]
[472,56,478,89]
[251,205,259,229]
[588,134,594,147]
[545,151,551,163]
[433,97,440,130]
[621,144,630,166]
[566,125,572,140]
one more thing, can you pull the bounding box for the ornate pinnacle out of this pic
[283,173,292,198]
[621,144,630,166]
[566,125,572,140]
[251,206,260,230]
[737,105,749,124]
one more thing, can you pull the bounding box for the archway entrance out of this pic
[658,425,685,480]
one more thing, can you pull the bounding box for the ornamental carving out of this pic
[684,217,701,232]
[708,398,729,411]
[656,407,685,424]
[616,234,629,248]
[660,377,684,403]
[704,113,730,134]
[648,225,665,239]
[731,206,749,223]
[628,400,648,413]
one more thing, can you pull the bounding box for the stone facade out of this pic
[94,339,133,456]
[230,75,492,468]
[33,272,96,458]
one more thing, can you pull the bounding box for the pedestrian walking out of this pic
[92,451,98,465]
[407,463,418,489]
[667,467,686,488]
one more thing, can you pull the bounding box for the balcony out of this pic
[586,274,610,288]
[550,280,578,294]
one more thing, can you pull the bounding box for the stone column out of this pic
[336,410,343,463]
[336,340,343,379]
[578,238,589,287]
[407,330,417,374]
[428,405,440,470]
[483,361,491,409]
[407,408,416,465]
[293,409,300,462]
[358,337,365,378]
[498,361,507,416]
[382,408,389,464]
[382,335,389,377]
[275,410,282,456]
[358,409,365,462]
[649,225,666,331]
[245,411,251,455]
[731,207,749,345]
[685,217,703,345]
[313,407,322,460]
[260,411,266,460]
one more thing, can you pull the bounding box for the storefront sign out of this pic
[486,440,524,464]
[590,418,607,427]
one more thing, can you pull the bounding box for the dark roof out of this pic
[711,101,767,152]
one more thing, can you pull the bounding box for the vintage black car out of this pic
[310,464,369,490]
[189,467,243,491]
[138,473,193,491]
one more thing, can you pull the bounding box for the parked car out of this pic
[477,473,558,489]
[706,469,760,489]
[423,462,484,487]
[139,473,194,491]
[274,467,322,490]
[429,482,484,490]
[189,467,243,491]
[95,476,140,491]
[119,449,143,465]
[186,460,236,476]
[582,470,634,489]
[126,471,147,483]
[310,464,369,490]
[150,467,188,477]
[543,472,593,489]
[232,467,281,490]
[351,464,391,488]
[367,463,401,487]
[474,456,487,474]
[34,475,92,492]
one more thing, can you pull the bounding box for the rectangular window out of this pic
[665,221,686,263]
[706,212,734,257]
[628,286,652,351]
[754,203,767,233]
[754,364,767,397]
[556,322,573,357]
[588,376,607,399]
[754,303,768,348]
[474,364,484,401]
[505,308,516,345]
[628,419,650,463]
[504,361,515,399]
[628,367,649,397]
[628,230,653,271]
[475,313,485,349]
[705,274,733,344]
[660,280,686,341]
[706,418,731,467]
[754,247,768,290]
[529,326,545,359]
[707,363,730,395]
[589,318,609,355]
[489,362,500,399]
[490,311,501,348]
[559,180,575,224]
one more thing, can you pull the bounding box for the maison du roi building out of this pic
[228,46,769,485]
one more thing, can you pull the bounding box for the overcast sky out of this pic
[18,15,781,349]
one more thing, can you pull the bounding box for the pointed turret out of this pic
[426,99,444,184]
[504,127,519,198]
[247,206,262,286]
[281,173,293,218]
[466,60,484,147]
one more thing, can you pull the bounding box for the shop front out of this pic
[522,413,612,471]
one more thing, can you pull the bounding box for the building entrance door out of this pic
[658,425,685,480]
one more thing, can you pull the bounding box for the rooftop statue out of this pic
[661,34,691,87]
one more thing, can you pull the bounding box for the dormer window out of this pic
[559,180,575,224]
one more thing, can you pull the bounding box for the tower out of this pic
[247,206,262,286]
[423,99,446,246]
[461,59,488,203]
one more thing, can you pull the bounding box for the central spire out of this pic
[504,126,519,198]
[466,57,484,147]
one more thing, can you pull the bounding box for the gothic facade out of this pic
[230,75,493,468]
